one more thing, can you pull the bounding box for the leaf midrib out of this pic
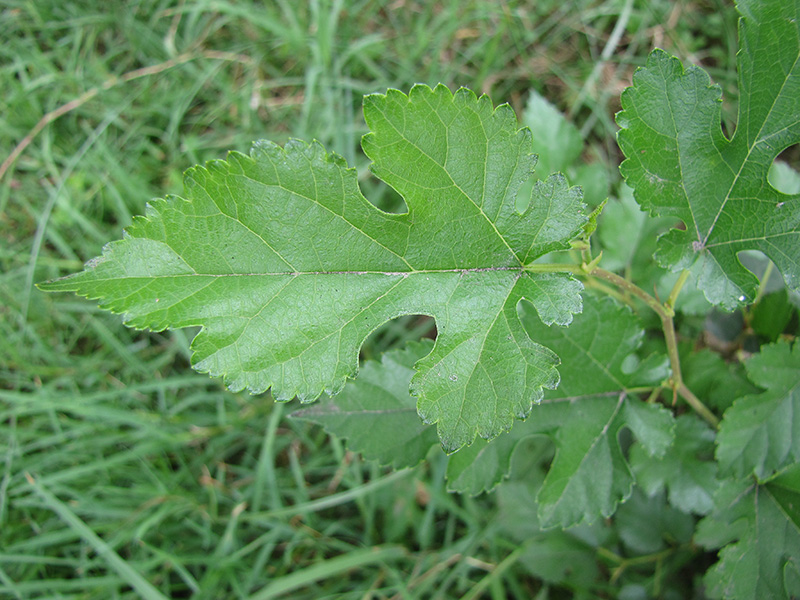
[77,265,529,282]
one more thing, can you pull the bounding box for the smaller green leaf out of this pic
[623,399,674,458]
[681,346,760,413]
[597,185,669,276]
[535,395,632,528]
[534,392,675,529]
[521,296,668,398]
[518,533,600,590]
[445,435,549,496]
[716,340,800,479]
[630,415,718,515]
[523,90,583,179]
[571,162,610,208]
[449,296,671,500]
[290,341,438,469]
[698,466,800,600]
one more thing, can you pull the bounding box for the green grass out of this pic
[1,0,739,597]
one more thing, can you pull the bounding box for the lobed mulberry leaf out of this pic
[617,0,800,308]
[39,84,587,453]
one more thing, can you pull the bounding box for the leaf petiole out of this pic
[666,269,691,311]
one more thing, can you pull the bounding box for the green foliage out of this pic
[716,340,800,479]
[24,0,800,598]
[296,297,674,512]
[697,466,800,600]
[616,0,800,309]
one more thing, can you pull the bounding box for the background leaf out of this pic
[716,340,800,479]
[519,90,609,210]
[290,340,438,469]
[495,457,602,593]
[522,90,583,181]
[520,295,669,397]
[697,464,800,600]
[630,414,718,515]
[534,395,675,529]
[681,346,760,413]
[614,488,695,555]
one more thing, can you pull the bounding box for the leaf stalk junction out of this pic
[525,262,719,428]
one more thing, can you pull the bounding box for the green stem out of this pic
[662,310,683,394]
[667,269,691,311]
[753,260,775,306]
[522,261,720,428]
[584,278,635,308]
[586,267,667,319]
[677,382,719,428]
[585,267,718,429]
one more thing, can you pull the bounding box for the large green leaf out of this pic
[39,84,587,452]
[716,340,800,479]
[617,0,800,308]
